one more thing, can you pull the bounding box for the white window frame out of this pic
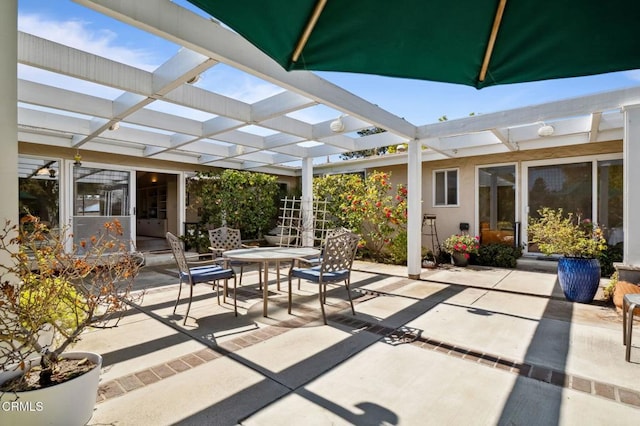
[433,168,459,207]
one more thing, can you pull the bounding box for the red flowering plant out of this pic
[442,234,480,259]
[313,170,407,263]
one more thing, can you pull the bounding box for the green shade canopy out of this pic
[187,0,640,89]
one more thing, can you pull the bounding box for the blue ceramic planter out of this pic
[557,257,601,303]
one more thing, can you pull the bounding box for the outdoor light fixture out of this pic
[36,167,50,176]
[74,151,82,167]
[537,123,555,137]
[330,115,346,133]
[48,169,56,179]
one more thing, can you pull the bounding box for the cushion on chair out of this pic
[180,265,234,284]
[291,266,349,283]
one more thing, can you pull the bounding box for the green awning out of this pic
[187,0,640,89]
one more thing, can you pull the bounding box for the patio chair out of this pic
[297,227,352,290]
[166,232,236,325]
[287,230,360,324]
[623,293,640,362]
[208,227,262,288]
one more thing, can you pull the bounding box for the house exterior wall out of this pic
[365,140,622,251]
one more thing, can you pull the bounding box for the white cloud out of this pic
[18,13,159,71]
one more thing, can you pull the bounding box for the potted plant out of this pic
[0,214,142,425]
[442,234,480,267]
[528,207,607,303]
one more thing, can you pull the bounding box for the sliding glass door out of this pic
[525,156,623,253]
[478,165,516,245]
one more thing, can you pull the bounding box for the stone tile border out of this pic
[98,284,640,410]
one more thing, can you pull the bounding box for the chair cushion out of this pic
[181,265,234,284]
[291,266,349,283]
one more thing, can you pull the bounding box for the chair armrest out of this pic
[289,256,316,271]
[185,253,229,268]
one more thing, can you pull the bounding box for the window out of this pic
[19,156,60,228]
[434,169,458,206]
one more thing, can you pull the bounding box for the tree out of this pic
[339,127,388,159]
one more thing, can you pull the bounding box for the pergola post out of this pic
[301,157,314,247]
[618,105,640,280]
[0,1,18,264]
[407,139,422,279]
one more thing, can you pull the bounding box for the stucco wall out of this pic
[365,140,622,251]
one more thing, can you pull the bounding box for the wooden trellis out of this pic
[275,197,333,247]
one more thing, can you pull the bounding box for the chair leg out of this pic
[173,279,184,314]
[288,274,293,314]
[258,263,263,291]
[626,302,637,362]
[624,297,628,345]
[182,283,194,326]
[216,280,221,305]
[345,279,355,315]
[233,275,238,317]
[319,282,327,325]
[239,265,244,286]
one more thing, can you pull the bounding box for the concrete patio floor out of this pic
[73,257,640,425]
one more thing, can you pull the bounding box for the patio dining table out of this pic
[222,246,320,317]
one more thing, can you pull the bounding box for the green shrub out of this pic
[599,243,623,278]
[477,243,523,268]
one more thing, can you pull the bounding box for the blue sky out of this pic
[18,0,640,126]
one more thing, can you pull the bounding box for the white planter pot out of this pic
[0,351,102,426]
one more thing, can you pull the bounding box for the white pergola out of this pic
[3,0,640,277]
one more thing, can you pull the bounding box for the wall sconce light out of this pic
[108,122,120,131]
[330,115,346,133]
[74,151,82,167]
[48,169,57,179]
[537,123,555,137]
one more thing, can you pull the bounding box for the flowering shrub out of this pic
[442,234,480,259]
[313,171,407,263]
[528,207,606,258]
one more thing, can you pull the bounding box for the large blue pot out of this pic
[557,257,601,303]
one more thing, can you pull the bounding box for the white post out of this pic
[407,139,422,278]
[622,105,640,269]
[0,0,18,271]
[300,157,314,247]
